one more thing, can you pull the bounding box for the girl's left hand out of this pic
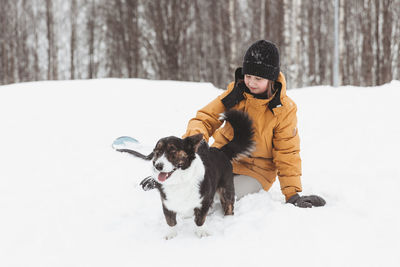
[287,194,326,208]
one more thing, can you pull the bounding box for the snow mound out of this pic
[0,79,399,267]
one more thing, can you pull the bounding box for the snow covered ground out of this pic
[0,78,399,267]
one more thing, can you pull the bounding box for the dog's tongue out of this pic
[158,172,168,182]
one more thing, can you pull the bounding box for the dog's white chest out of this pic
[163,183,202,216]
[162,157,205,215]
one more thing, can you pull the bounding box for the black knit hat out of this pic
[242,40,280,81]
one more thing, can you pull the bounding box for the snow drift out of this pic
[0,78,399,267]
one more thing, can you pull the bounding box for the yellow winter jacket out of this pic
[183,68,302,200]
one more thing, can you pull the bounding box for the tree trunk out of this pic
[70,0,77,80]
[381,0,393,84]
[374,0,380,85]
[361,0,373,86]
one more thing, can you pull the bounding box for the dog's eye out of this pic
[177,151,187,159]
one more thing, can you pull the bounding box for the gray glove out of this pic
[287,193,326,208]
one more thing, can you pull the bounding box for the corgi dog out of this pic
[117,109,254,239]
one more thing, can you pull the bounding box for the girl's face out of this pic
[244,74,270,95]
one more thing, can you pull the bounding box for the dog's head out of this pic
[151,134,203,183]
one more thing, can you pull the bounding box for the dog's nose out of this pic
[155,162,164,171]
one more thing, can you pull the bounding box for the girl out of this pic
[183,40,325,208]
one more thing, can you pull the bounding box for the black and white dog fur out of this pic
[117,110,254,239]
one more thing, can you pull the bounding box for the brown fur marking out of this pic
[217,188,234,215]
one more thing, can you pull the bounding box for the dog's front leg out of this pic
[162,204,177,240]
[194,207,211,238]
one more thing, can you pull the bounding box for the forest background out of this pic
[1,0,399,89]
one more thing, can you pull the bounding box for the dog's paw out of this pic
[140,176,156,191]
[164,227,178,240]
[195,226,211,238]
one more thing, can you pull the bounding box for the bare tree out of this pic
[208,1,224,87]
[70,0,77,79]
[87,0,96,79]
[143,0,192,80]
[0,0,11,83]
[360,0,374,86]
[31,0,41,81]
[396,1,400,77]
[317,0,328,85]
[381,0,393,84]
[15,0,30,82]
[125,0,140,77]
[45,0,58,80]
[307,1,316,85]
[229,0,237,74]
[341,0,351,85]
[374,0,381,85]
[102,0,141,78]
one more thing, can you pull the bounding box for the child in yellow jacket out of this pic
[182,40,325,207]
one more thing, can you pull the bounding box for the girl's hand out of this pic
[287,193,326,208]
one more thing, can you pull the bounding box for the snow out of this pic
[1,78,400,267]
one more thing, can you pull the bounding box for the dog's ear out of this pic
[183,133,203,152]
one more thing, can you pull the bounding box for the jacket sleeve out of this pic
[183,82,234,141]
[272,100,302,201]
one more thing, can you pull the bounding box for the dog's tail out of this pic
[219,109,255,161]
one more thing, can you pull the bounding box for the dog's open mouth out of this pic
[157,170,175,182]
